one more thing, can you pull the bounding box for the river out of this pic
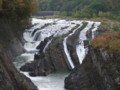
[14,54,68,90]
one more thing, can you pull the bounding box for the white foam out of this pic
[92,22,101,38]
[76,21,94,64]
[63,21,83,69]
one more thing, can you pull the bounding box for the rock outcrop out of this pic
[0,49,38,90]
[65,47,120,90]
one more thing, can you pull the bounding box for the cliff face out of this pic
[0,18,38,90]
[65,47,120,90]
[0,18,25,58]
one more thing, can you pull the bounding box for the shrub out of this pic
[98,11,112,18]
[91,32,120,54]
[112,25,120,32]
[60,11,68,16]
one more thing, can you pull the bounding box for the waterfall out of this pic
[14,18,101,90]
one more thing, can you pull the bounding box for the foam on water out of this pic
[76,21,94,64]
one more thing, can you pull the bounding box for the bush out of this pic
[91,32,120,54]
[112,25,120,32]
[60,11,68,16]
[72,11,81,18]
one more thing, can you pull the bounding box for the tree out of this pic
[0,0,38,19]
[107,0,120,12]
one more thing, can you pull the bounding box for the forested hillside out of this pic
[38,0,120,19]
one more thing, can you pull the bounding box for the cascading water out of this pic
[14,18,101,90]
[76,21,101,64]
[76,21,94,64]
[63,21,83,69]
[92,22,101,38]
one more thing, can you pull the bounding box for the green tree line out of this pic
[38,0,120,19]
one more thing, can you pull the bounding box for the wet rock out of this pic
[115,77,120,85]
[65,66,92,90]
[34,53,40,59]
[20,53,55,76]
[36,36,53,54]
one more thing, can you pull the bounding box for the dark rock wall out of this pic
[0,18,38,90]
[65,47,120,90]
[0,18,25,59]
[0,49,38,90]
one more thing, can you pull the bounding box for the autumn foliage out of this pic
[91,32,120,54]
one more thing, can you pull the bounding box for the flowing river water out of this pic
[14,18,101,90]
[14,52,69,90]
